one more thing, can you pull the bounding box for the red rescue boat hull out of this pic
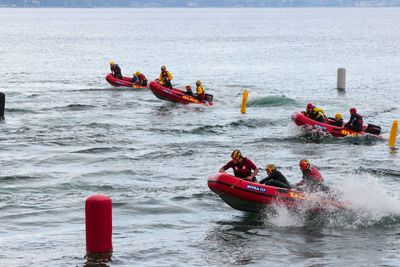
[291,112,381,138]
[105,73,147,89]
[208,173,346,212]
[208,173,304,212]
[149,81,213,106]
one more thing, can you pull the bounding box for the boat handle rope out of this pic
[217,179,242,196]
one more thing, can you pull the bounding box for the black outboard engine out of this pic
[365,124,381,135]
[205,94,214,102]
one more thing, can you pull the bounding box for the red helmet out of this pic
[299,159,311,171]
[350,108,357,114]
[307,103,314,110]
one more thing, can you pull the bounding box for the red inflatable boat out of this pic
[208,173,345,212]
[291,112,381,138]
[149,81,213,106]
[105,73,147,89]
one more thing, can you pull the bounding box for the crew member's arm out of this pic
[259,172,274,184]
[248,167,259,181]
[295,178,305,188]
[219,161,233,173]
[245,160,259,181]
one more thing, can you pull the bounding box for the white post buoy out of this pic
[337,68,346,90]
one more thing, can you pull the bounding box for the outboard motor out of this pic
[205,94,214,102]
[365,124,381,135]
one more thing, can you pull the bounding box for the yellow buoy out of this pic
[241,89,249,114]
[388,119,398,149]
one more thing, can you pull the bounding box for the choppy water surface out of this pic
[1,8,400,267]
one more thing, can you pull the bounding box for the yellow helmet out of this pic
[335,113,343,120]
[135,71,141,75]
[265,164,276,175]
[109,61,116,66]
[196,80,201,85]
[231,150,242,160]
[161,65,166,71]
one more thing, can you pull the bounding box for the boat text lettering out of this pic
[182,95,199,103]
[289,191,305,199]
[246,185,266,193]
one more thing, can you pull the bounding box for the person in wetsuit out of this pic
[109,61,122,79]
[134,71,147,86]
[305,103,326,123]
[185,85,194,96]
[159,65,173,89]
[295,159,327,192]
[345,108,363,132]
[219,150,259,182]
[259,164,291,189]
[332,113,344,127]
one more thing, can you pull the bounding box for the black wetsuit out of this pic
[185,89,194,96]
[111,64,122,79]
[259,170,291,189]
[332,119,343,127]
[131,75,138,83]
[345,113,363,132]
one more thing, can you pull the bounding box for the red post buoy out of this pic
[85,194,112,254]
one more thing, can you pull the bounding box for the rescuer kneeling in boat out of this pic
[295,159,327,192]
[259,164,291,189]
[110,61,122,79]
[332,113,344,127]
[132,71,147,86]
[219,150,259,182]
[345,108,363,132]
[185,85,194,96]
[305,103,326,123]
[159,65,173,89]
[195,80,205,100]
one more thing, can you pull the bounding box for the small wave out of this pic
[246,135,307,144]
[356,167,400,178]
[224,84,257,89]
[140,148,197,160]
[84,122,113,129]
[228,118,276,128]
[5,108,38,114]
[368,107,398,117]
[147,118,276,135]
[0,175,38,182]
[72,88,109,92]
[189,124,225,134]
[41,104,96,112]
[72,147,120,154]
[55,182,115,191]
[59,104,96,111]
[27,79,73,84]
[83,169,138,178]
[247,95,297,107]
[26,93,41,98]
